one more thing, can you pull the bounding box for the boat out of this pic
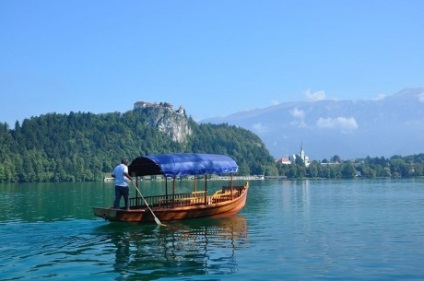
[93,153,249,223]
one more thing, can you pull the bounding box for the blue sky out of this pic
[1,0,423,128]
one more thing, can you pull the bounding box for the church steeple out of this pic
[300,142,305,160]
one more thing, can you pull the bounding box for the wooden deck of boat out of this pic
[129,185,246,210]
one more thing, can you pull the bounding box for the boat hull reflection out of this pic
[94,215,248,280]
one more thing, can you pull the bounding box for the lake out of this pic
[0,178,423,280]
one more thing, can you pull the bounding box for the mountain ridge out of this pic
[203,88,424,160]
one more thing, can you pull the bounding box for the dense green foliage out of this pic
[1,109,423,182]
[0,109,275,183]
[277,154,424,179]
[189,123,277,176]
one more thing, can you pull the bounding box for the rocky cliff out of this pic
[140,106,192,143]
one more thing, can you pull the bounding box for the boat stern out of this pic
[92,207,146,222]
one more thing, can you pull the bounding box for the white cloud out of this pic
[252,122,268,133]
[316,116,358,133]
[271,100,280,106]
[418,92,424,103]
[290,107,307,128]
[291,119,307,128]
[290,107,305,118]
[373,93,387,100]
[305,89,326,102]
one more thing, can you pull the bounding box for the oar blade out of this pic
[154,217,164,226]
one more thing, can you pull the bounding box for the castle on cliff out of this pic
[133,101,185,115]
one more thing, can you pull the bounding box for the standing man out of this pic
[112,158,132,210]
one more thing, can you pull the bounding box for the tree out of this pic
[330,164,342,178]
[294,155,305,166]
[341,162,356,178]
[307,162,318,178]
[286,164,298,178]
[390,158,405,177]
[330,155,341,163]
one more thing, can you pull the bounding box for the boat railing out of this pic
[129,191,208,209]
[129,195,164,209]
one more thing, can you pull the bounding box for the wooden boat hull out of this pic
[93,184,248,223]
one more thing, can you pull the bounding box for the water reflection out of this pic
[94,215,248,280]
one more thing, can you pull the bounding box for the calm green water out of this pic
[1,179,423,280]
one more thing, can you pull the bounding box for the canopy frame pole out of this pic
[135,176,139,204]
[130,172,139,207]
[165,177,168,201]
[231,173,234,200]
[204,176,208,205]
[172,177,176,208]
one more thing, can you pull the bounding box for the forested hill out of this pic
[0,107,276,183]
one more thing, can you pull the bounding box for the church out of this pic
[276,144,311,167]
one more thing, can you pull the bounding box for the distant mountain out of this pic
[203,88,424,160]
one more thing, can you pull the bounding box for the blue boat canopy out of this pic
[128,153,238,177]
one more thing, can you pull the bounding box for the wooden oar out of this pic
[131,182,165,226]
